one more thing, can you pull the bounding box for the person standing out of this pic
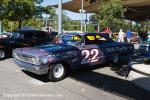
[103,27,112,38]
[118,29,124,42]
[126,30,132,43]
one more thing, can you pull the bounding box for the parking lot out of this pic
[0,58,149,100]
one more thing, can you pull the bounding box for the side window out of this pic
[34,31,47,39]
[12,32,20,39]
[96,35,107,41]
[84,34,110,45]
[85,35,97,45]
[24,32,33,39]
[96,34,111,43]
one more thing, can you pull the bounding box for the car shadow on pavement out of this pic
[0,56,12,61]
[22,63,150,100]
[70,69,150,100]
[22,70,50,82]
[21,64,109,83]
[110,63,129,77]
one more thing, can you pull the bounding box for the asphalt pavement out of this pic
[0,58,149,100]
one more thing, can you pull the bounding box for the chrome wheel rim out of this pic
[53,64,64,78]
[0,50,5,59]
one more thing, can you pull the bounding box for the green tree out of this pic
[97,0,127,31]
[89,14,98,23]
[0,0,7,19]
[44,6,56,19]
[0,0,44,30]
[22,18,44,29]
[88,14,99,32]
[2,19,18,32]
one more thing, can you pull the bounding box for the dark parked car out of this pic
[0,30,52,59]
[13,32,134,82]
[49,31,58,41]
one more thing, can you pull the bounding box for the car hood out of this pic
[15,43,77,57]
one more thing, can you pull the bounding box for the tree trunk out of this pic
[18,18,23,30]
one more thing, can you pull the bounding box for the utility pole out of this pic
[81,0,83,32]
[58,0,62,34]
[85,13,87,32]
[79,0,85,32]
[79,9,82,32]
[45,16,48,28]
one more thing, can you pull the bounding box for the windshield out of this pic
[60,34,82,45]
[11,32,21,39]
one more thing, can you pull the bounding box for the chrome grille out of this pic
[15,53,34,64]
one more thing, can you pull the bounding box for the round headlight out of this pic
[40,57,49,64]
[13,52,18,59]
[12,52,16,57]
[31,57,41,65]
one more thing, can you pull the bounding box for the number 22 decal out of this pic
[81,49,99,64]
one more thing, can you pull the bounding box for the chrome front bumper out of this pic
[14,59,49,75]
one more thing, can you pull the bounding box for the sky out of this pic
[41,0,92,20]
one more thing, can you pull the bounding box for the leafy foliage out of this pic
[43,6,56,19]
[0,0,56,30]
[89,14,98,23]
[97,0,127,31]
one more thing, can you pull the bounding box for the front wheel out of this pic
[47,63,66,82]
[0,50,5,59]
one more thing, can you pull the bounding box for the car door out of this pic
[33,31,50,45]
[21,31,35,47]
[96,34,127,63]
[8,31,29,48]
[77,34,105,66]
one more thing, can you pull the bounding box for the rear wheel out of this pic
[47,63,66,82]
[0,50,5,59]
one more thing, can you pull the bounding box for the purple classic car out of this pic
[13,32,134,81]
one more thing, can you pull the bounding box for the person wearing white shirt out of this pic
[118,29,124,42]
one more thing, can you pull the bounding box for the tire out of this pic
[47,63,66,82]
[112,54,119,64]
[0,50,5,59]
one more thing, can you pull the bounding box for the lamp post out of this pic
[80,9,85,32]
[45,16,48,28]
[58,0,62,34]
[79,0,85,32]
[45,14,50,28]
[79,9,82,32]
[79,10,85,32]
[85,13,88,32]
